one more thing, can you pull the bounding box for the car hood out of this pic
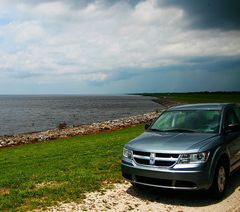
[126,131,217,153]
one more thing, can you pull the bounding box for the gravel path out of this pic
[49,170,240,212]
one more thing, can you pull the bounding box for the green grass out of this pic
[142,92,240,105]
[0,125,144,211]
[165,93,240,103]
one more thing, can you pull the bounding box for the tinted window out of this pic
[234,106,240,122]
[225,109,239,127]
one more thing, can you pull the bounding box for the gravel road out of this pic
[49,170,240,212]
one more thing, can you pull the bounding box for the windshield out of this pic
[150,110,221,133]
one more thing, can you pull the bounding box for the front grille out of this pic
[133,151,150,156]
[155,161,175,166]
[134,158,149,165]
[155,153,179,158]
[133,150,179,167]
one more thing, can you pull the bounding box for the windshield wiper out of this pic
[162,128,197,133]
[148,128,163,132]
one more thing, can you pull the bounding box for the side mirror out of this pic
[145,123,151,130]
[225,123,240,133]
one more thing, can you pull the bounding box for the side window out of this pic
[234,107,240,122]
[225,109,239,127]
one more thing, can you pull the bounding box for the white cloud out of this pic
[0,0,239,85]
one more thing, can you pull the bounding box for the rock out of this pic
[0,111,161,148]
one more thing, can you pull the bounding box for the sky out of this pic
[0,0,240,94]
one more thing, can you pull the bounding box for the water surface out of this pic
[0,95,161,136]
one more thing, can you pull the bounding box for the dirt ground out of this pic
[49,170,240,212]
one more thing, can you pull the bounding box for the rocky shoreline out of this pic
[0,112,161,148]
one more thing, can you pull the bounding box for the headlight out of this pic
[123,148,133,159]
[178,152,210,164]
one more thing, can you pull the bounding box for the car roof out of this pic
[168,103,234,111]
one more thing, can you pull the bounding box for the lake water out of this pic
[0,95,161,136]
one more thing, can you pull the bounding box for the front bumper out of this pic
[121,160,212,190]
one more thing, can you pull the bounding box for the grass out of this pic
[2,92,239,211]
[0,125,144,211]
[141,92,240,106]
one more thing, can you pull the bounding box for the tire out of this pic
[210,161,228,199]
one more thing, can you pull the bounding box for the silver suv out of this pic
[121,103,240,198]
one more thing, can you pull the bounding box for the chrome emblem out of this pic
[150,153,156,165]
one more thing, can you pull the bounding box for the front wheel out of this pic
[210,162,228,199]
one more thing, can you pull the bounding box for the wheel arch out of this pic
[208,147,230,187]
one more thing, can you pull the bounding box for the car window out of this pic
[225,109,239,127]
[150,110,221,133]
[234,106,240,122]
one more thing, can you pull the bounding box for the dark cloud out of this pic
[182,56,240,71]
[137,56,240,92]
[90,56,240,91]
[160,0,240,30]
[9,0,240,30]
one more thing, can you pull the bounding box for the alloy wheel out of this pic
[217,166,226,192]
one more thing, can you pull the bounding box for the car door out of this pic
[224,107,240,172]
[233,106,240,169]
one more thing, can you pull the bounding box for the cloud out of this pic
[0,1,181,77]
[0,0,239,94]
[160,0,240,30]
[85,55,240,93]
